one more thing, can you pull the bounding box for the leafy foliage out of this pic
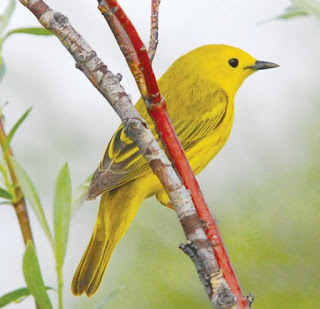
[0,186,12,199]
[54,163,72,268]
[2,107,32,153]
[3,27,52,41]
[0,0,53,82]
[278,0,320,19]
[23,242,53,309]
[12,158,54,248]
[0,287,30,307]
[0,287,53,307]
[0,0,16,35]
[53,164,72,308]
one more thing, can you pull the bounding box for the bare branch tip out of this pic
[246,293,255,308]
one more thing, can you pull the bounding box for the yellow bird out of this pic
[72,45,278,296]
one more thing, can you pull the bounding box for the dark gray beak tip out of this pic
[249,60,279,70]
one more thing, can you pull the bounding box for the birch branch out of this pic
[0,115,34,245]
[19,0,237,307]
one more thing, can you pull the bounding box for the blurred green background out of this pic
[0,0,319,308]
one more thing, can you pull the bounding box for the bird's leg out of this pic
[156,191,174,210]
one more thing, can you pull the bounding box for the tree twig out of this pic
[148,0,160,62]
[98,1,247,307]
[0,116,34,244]
[0,112,38,308]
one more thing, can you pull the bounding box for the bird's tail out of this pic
[71,181,146,296]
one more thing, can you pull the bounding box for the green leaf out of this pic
[0,286,53,307]
[277,5,309,19]
[95,286,125,309]
[3,27,53,42]
[2,107,32,153]
[23,241,53,309]
[12,158,54,247]
[293,0,320,17]
[0,287,30,307]
[54,163,72,267]
[0,200,12,205]
[0,0,16,35]
[72,174,92,211]
[0,186,12,199]
[277,0,320,20]
[0,56,5,83]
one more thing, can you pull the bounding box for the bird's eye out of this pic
[228,58,239,68]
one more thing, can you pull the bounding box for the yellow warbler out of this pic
[72,45,278,296]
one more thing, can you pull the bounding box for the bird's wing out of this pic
[174,89,228,150]
[87,89,228,199]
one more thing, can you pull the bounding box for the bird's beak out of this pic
[247,60,279,70]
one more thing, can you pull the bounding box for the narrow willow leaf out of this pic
[0,287,30,307]
[277,0,320,20]
[293,0,320,17]
[12,158,54,247]
[95,286,125,309]
[0,187,12,199]
[72,174,92,211]
[0,286,53,307]
[0,57,5,83]
[54,163,72,267]
[23,241,53,309]
[0,0,16,34]
[0,200,11,205]
[3,27,53,41]
[2,107,32,153]
[277,5,308,19]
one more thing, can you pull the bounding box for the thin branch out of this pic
[148,0,160,62]
[18,1,237,307]
[0,112,39,309]
[0,116,34,244]
[0,113,40,308]
[98,1,248,308]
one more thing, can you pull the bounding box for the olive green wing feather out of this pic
[87,124,151,199]
[87,89,228,199]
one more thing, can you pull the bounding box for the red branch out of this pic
[102,0,248,307]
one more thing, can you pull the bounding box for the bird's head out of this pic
[182,44,279,97]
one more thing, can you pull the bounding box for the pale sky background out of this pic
[0,0,320,308]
